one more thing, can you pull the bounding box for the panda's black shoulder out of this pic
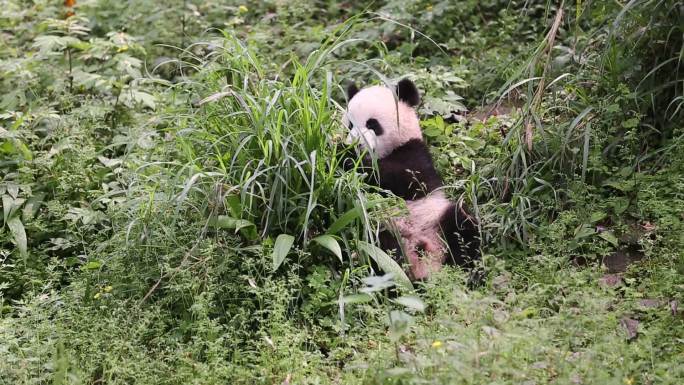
[387,138,431,158]
[377,139,443,200]
[384,139,435,169]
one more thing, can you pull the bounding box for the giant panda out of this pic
[341,78,481,281]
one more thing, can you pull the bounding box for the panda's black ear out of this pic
[346,83,359,102]
[396,78,420,107]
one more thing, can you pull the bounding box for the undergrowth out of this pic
[1,1,683,384]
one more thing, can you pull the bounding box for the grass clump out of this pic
[1,1,683,384]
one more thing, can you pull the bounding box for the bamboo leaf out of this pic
[272,234,295,271]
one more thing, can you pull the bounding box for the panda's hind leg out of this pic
[379,229,404,262]
[438,202,481,268]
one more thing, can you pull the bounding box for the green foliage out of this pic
[1,0,682,384]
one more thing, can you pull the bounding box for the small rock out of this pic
[493,309,510,324]
[571,373,583,384]
[603,248,644,273]
[638,299,661,308]
[620,317,639,340]
[571,255,589,267]
[481,326,500,337]
[670,300,679,316]
[492,273,511,291]
[599,274,622,288]
[640,221,656,232]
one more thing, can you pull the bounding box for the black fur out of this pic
[347,83,359,101]
[366,118,384,135]
[377,202,481,271]
[438,203,481,267]
[375,139,443,200]
[379,229,403,259]
[397,78,420,107]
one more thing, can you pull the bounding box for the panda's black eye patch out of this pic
[366,118,383,135]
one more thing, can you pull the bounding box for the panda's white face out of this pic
[343,85,423,158]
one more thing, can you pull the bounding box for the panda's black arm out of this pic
[377,139,443,200]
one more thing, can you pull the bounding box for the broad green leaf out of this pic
[590,211,607,223]
[621,117,640,128]
[97,156,123,168]
[357,241,413,290]
[6,185,16,199]
[2,195,13,224]
[211,215,258,240]
[13,140,32,160]
[338,293,372,305]
[361,273,396,293]
[423,126,442,137]
[83,261,102,270]
[272,234,295,271]
[32,35,80,54]
[393,295,426,312]
[66,207,106,225]
[599,231,619,247]
[603,179,637,192]
[387,310,412,342]
[115,54,143,78]
[573,224,595,240]
[7,216,27,256]
[3,195,25,223]
[311,235,342,262]
[46,138,72,159]
[213,215,255,233]
[611,197,629,215]
[131,90,156,110]
[225,194,242,218]
[22,193,45,221]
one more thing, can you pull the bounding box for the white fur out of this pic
[406,191,451,231]
[343,85,422,158]
[389,192,452,280]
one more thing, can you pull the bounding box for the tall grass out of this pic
[476,0,684,246]
[164,26,411,285]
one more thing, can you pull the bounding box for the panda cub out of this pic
[342,78,480,280]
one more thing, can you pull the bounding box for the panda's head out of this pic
[343,78,422,158]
